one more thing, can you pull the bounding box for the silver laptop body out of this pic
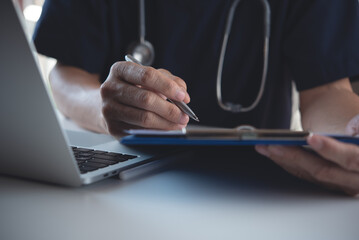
[0,1,175,186]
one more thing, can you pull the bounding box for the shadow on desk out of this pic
[176,147,334,194]
[81,146,345,201]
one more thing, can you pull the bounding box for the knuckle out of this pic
[288,148,303,163]
[109,61,121,75]
[175,77,187,89]
[115,83,127,99]
[106,123,119,137]
[110,61,133,79]
[100,81,111,97]
[344,154,359,171]
[137,91,154,108]
[140,112,152,127]
[167,104,180,119]
[158,68,171,75]
[162,81,177,95]
[264,149,277,161]
[313,166,332,182]
[284,167,308,180]
[140,67,156,85]
[101,76,125,99]
[101,102,112,118]
[167,81,177,90]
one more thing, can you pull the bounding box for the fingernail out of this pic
[180,114,189,125]
[268,145,284,157]
[175,90,186,101]
[255,145,269,156]
[308,135,323,150]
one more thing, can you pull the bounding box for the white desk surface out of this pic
[1,117,359,240]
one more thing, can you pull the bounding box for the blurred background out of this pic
[12,0,359,131]
[14,0,56,87]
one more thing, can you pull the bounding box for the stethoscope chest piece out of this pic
[129,40,155,66]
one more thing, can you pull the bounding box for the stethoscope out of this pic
[129,0,155,66]
[129,0,271,113]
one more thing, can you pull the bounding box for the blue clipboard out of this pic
[120,128,359,146]
[121,135,310,146]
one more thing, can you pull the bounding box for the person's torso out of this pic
[103,0,293,128]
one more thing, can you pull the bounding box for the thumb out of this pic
[345,114,359,136]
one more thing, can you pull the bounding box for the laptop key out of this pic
[71,146,138,173]
[122,154,138,160]
[104,152,137,160]
[92,154,127,161]
[92,150,108,154]
[76,153,94,158]
[76,156,92,161]
[76,148,94,152]
[89,158,119,165]
[104,152,122,157]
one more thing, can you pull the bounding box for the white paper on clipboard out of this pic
[125,128,186,136]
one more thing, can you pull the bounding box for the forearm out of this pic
[300,78,359,134]
[49,63,107,134]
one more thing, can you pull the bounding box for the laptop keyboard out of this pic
[71,146,138,174]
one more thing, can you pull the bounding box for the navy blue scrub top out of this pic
[33,0,359,129]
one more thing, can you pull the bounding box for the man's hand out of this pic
[100,62,190,136]
[255,114,359,196]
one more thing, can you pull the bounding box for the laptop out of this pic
[0,0,181,186]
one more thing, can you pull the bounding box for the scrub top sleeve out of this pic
[33,0,109,74]
[283,0,359,91]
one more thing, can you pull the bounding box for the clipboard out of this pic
[120,127,359,146]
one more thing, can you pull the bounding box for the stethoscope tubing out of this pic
[139,0,146,43]
[216,0,271,113]
[135,0,271,113]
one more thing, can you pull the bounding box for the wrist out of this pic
[97,112,109,134]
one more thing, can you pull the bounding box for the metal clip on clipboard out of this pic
[125,126,311,139]
[182,126,311,140]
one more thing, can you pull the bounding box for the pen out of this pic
[125,54,199,122]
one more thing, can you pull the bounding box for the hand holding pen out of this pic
[100,55,198,136]
[125,55,199,122]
